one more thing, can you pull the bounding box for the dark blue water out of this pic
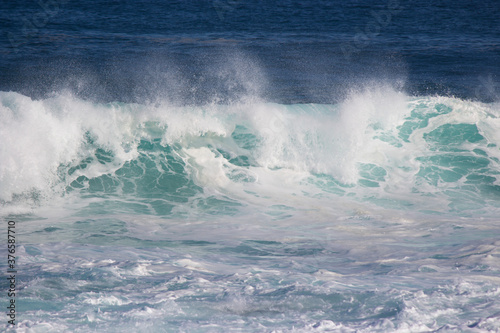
[1,0,499,103]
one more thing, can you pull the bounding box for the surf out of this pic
[1,86,500,218]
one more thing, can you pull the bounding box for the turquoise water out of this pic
[2,88,500,331]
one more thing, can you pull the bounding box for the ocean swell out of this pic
[2,87,500,217]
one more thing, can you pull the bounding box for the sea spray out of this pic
[2,88,500,217]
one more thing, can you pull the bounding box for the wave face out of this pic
[2,87,500,217]
[3,88,500,332]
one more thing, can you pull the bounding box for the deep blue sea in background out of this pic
[1,1,500,332]
[1,0,499,103]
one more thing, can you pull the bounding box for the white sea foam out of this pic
[2,87,500,219]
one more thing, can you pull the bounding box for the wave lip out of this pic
[1,89,500,216]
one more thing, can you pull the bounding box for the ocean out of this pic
[1,0,500,332]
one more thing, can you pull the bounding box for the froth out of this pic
[0,91,139,205]
[0,92,83,202]
[2,87,500,216]
[248,86,409,184]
